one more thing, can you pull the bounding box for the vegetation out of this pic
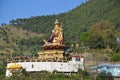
[0,26,42,56]
[96,71,114,80]
[1,70,95,80]
[112,53,120,62]
[87,20,116,49]
[0,0,120,54]
[8,0,120,45]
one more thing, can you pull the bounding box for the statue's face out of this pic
[55,24,59,28]
[54,24,59,31]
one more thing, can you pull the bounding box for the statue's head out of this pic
[55,19,60,27]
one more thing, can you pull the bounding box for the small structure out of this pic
[6,63,22,77]
[116,37,120,43]
[92,64,120,77]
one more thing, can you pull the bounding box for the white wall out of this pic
[6,57,84,77]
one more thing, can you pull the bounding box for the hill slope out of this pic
[0,26,42,55]
[0,0,120,55]
[8,0,120,43]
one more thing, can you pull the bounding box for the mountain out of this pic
[0,0,120,55]
[8,0,120,42]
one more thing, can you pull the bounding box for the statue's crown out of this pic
[55,19,59,24]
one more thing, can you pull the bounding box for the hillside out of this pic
[8,0,120,44]
[0,0,119,55]
[0,26,42,55]
[0,0,119,56]
[0,26,43,76]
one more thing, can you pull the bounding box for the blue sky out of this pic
[0,0,85,25]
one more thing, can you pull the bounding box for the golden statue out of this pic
[39,20,66,60]
[44,20,63,45]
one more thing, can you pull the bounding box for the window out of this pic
[32,64,34,68]
[76,57,80,61]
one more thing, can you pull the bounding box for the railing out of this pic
[7,59,69,63]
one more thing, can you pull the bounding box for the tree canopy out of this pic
[88,20,116,49]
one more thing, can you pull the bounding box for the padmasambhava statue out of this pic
[44,20,63,45]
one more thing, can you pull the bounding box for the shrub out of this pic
[111,53,120,62]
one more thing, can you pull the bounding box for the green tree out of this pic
[112,53,120,62]
[80,32,90,46]
[88,20,116,49]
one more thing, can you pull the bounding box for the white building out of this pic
[6,56,84,77]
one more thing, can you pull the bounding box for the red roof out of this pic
[71,56,84,58]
